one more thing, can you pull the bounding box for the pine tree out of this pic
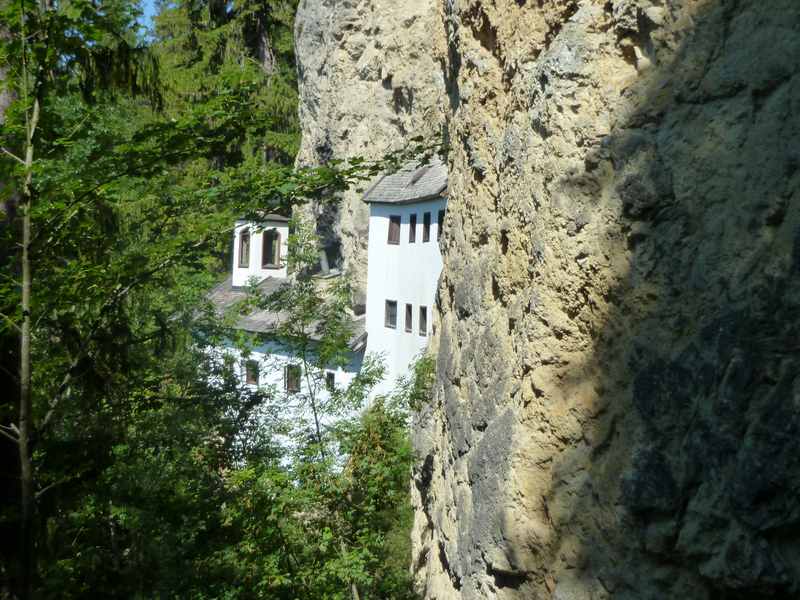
[151,0,300,168]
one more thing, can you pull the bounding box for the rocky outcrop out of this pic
[412,1,800,599]
[293,0,446,302]
[293,0,800,597]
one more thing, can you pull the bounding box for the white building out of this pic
[210,213,366,419]
[231,214,290,286]
[209,156,448,407]
[362,157,448,397]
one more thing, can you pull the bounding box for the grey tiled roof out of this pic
[363,156,448,205]
[258,213,290,222]
[236,213,290,223]
[208,275,366,350]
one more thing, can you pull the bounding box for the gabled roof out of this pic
[363,156,448,205]
[208,275,366,351]
[235,213,291,223]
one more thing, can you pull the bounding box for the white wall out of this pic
[208,340,364,458]
[220,339,363,415]
[232,219,290,287]
[364,197,446,396]
[246,339,362,397]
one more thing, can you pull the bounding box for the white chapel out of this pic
[210,157,448,402]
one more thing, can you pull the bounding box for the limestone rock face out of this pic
[293,0,446,300]
[411,1,800,599]
[295,0,800,597]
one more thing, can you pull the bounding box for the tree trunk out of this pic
[339,539,361,600]
[350,581,361,600]
[19,95,40,600]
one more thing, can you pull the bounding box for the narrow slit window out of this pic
[409,214,417,243]
[437,209,445,241]
[385,300,397,329]
[244,360,259,385]
[325,371,335,391]
[238,229,250,268]
[262,229,281,268]
[285,364,301,393]
[405,303,413,332]
[422,212,431,242]
[388,215,401,244]
[419,306,428,337]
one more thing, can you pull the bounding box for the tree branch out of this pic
[40,242,210,430]
[1,146,25,165]
[0,425,19,445]
[35,476,73,500]
[0,311,22,333]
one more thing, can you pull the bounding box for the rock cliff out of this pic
[412,1,800,598]
[294,0,800,598]
[293,0,446,301]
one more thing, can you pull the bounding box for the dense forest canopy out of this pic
[0,0,425,597]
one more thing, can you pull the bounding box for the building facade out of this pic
[211,214,366,413]
[212,158,448,404]
[363,157,448,397]
[231,215,290,287]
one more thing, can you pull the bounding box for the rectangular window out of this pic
[285,364,301,393]
[325,371,335,391]
[245,359,259,385]
[409,213,417,243]
[262,229,281,268]
[405,303,413,332]
[419,306,428,337]
[385,300,397,329]
[438,209,445,241]
[388,215,401,244]
[422,212,431,242]
[238,229,250,268]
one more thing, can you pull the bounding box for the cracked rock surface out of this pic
[411,1,800,598]
[295,0,800,598]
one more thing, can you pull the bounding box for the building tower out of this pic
[363,157,448,397]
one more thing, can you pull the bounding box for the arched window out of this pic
[262,229,281,269]
[238,229,250,268]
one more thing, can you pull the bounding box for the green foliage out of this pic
[0,0,162,109]
[219,220,417,598]
[401,353,437,411]
[151,0,300,166]
[0,0,427,596]
[205,398,417,599]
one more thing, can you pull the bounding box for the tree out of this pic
[0,1,438,594]
[0,0,306,590]
[151,0,300,167]
[0,1,163,594]
[215,219,419,599]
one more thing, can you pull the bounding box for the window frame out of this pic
[405,303,413,332]
[422,212,431,242]
[244,359,259,385]
[437,209,445,241]
[238,229,251,268]
[385,299,398,329]
[285,364,302,394]
[409,213,417,243]
[261,228,281,269]
[388,215,401,245]
[419,305,428,337]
